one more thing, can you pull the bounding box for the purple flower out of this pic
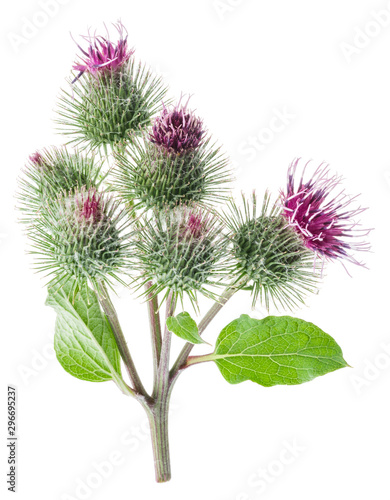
[280,159,371,270]
[72,21,134,83]
[177,207,211,242]
[185,212,208,239]
[29,151,45,167]
[149,99,204,155]
[76,189,102,223]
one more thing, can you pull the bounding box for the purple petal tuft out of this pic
[149,98,204,155]
[29,151,45,167]
[75,189,103,223]
[72,21,134,83]
[280,159,371,270]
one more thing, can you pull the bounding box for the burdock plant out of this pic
[17,22,371,483]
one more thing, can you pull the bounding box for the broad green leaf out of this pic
[211,315,347,386]
[46,281,122,383]
[166,312,208,344]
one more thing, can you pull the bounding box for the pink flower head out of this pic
[280,159,371,271]
[186,212,206,239]
[178,207,211,242]
[76,189,102,223]
[150,98,204,154]
[72,21,134,83]
[29,151,45,167]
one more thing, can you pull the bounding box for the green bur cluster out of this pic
[57,59,168,151]
[18,47,316,310]
[15,21,362,486]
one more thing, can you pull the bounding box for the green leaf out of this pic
[46,280,122,384]
[211,315,348,386]
[166,312,208,345]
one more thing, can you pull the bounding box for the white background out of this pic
[1,1,389,499]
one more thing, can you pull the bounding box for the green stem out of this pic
[146,291,176,482]
[155,292,176,397]
[113,376,136,397]
[146,395,171,482]
[95,280,149,400]
[145,282,162,391]
[185,353,216,366]
[147,282,244,481]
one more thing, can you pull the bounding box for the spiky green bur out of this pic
[226,193,319,310]
[112,136,231,210]
[56,60,168,152]
[17,147,102,224]
[133,205,229,304]
[112,100,230,210]
[30,188,132,290]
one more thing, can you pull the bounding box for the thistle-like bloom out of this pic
[17,147,102,224]
[113,100,230,209]
[72,21,134,82]
[149,99,204,154]
[280,159,370,269]
[225,192,319,310]
[133,204,228,305]
[30,187,132,290]
[57,23,167,151]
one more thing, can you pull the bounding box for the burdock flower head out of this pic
[226,192,318,310]
[133,204,228,305]
[17,147,102,224]
[72,21,134,82]
[57,22,167,151]
[113,99,231,210]
[280,159,371,271]
[149,98,204,155]
[31,187,132,290]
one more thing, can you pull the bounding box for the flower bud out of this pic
[31,187,131,290]
[133,204,228,304]
[18,147,102,224]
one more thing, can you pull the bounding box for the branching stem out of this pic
[95,280,149,400]
[169,280,245,382]
[98,279,244,483]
